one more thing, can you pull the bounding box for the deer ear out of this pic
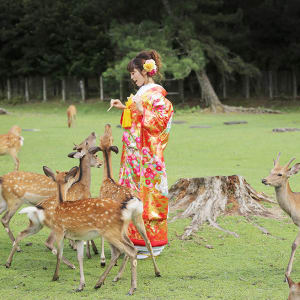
[109,146,119,154]
[287,163,300,177]
[65,166,79,182]
[286,274,295,288]
[43,166,56,182]
[88,146,101,154]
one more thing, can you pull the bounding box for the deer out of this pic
[262,153,300,279]
[0,132,101,262]
[286,274,300,300]
[67,105,77,128]
[94,124,160,282]
[0,125,24,170]
[8,165,160,294]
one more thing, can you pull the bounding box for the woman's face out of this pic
[130,68,146,87]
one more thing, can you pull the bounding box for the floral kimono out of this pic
[118,83,173,247]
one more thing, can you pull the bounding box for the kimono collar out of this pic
[136,83,167,97]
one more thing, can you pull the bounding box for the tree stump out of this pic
[169,175,276,239]
[0,108,8,114]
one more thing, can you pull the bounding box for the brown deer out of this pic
[8,165,160,294]
[0,125,24,170]
[67,105,77,128]
[262,153,300,278]
[94,124,160,282]
[286,275,300,300]
[0,132,100,258]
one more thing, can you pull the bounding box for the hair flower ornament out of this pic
[143,59,157,76]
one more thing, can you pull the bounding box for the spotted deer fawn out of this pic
[12,165,160,294]
[286,274,300,300]
[1,132,101,261]
[0,125,24,170]
[95,124,160,282]
[67,105,77,128]
[262,153,300,278]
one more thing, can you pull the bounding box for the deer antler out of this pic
[285,157,296,169]
[273,152,281,166]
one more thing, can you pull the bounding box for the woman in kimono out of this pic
[110,50,173,258]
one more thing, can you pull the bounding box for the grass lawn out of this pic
[0,100,300,299]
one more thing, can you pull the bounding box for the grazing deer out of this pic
[0,132,100,258]
[262,153,300,278]
[94,124,160,283]
[10,165,160,294]
[286,274,300,300]
[0,125,24,170]
[67,105,77,128]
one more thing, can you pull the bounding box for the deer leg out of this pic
[128,255,138,295]
[100,237,106,267]
[75,240,85,292]
[286,230,300,277]
[94,244,121,289]
[5,220,43,268]
[86,241,92,259]
[52,234,65,281]
[9,149,19,171]
[45,230,56,250]
[1,202,22,251]
[113,255,129,282]
[91,240,98,255]
[44,232,75,269]
[133,214,161,277]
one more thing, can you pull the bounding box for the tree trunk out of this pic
[244,75,250,99]
[7,78,11,101]
[292,69,297,99]
[169,176,276,239]
[99,75,104,101]
[25,77,29,102]
[268,70,273,99]
[79,79,85,102]
[61,78,66,102]
[195,69,225,112]
[42,76,47,102]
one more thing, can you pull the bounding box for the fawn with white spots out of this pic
[12,165,159,294]
[67,105,77,128]
[2,132,101,265]
[262,153,300,279]
[95,124,160,282]
[0,125,24,171]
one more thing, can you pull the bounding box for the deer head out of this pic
[98,124,118,154]
[43,166,79,202]
[262,153,300,188]
[73,132,96,151]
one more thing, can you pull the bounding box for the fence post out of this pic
[99,75,104,101]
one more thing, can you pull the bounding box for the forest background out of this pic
[1,0,300,111]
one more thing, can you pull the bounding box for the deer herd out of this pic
[2,112,300,297]
[0,121,160,295]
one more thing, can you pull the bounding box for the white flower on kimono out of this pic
[155,175,168,196]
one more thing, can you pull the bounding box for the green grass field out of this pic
[1,101,300,299]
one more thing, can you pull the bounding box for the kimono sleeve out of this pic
[141,91,173,137]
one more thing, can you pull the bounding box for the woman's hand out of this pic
[110,99,126,110]
[133,95,143,112]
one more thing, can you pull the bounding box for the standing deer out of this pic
[262,153,300,278]
[94,124,160,282]
[286,275,300,300]
[0,125,24,170]
[9,165,160,294]
[67,105,77,128]
[0,132,100,260]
